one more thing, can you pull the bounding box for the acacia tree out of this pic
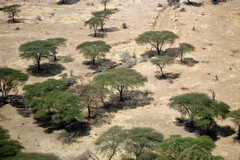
[124,127,164,160]
[76,40,111,65]
[71,84,106,119]
[168,93,230,132]
[84,17,101,37]
[228,109,240,140]
[179,43,195,62]
[100,0,111,11]
[2,4,21,23]
[156,135,223,160]
[19,40,56,70]
[92,9,115,31]
[93,67,147,101]
[46,38,67,60]
[0,67,28,104]
[44,90,83,125]
[23,79,68,121]
[150,55,175,77]
[95,126,125,160]
[135,31,178,55]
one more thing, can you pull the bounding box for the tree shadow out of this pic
[102,27,119,33]
[88,33,107,38]
[49,56,74,63]
[174,117,235,141]
[27,63,65,77]
[104,90,154,112]
[82,59,117,72]
[57,0,80,5]
[162,47,180,57]
[180,58,199,67]
[183,1,204,7]
[211,0,227,4]
[64,121,91,137]
[155,72,181,80]
[141,50,158,59]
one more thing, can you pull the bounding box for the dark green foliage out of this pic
[150,56,175,77]
[2,4,21,22]
[5,152,60,160]
[135,31,178,55]
[46,38,67,60]
[168,93,230,132]
[0,126,24,159]
[23,79,82,125]
[156,135,220,160]
[124,127,164,160]
[84,17,101,37]
[179,43,195,62]
[0,67,28,104]
[93,67,147,101]
[228,109,240,140]
[95,126,125,160]
[76,40,111,65]
[156,135,223,160]
[19,40,56,70]
[92,9,115,31]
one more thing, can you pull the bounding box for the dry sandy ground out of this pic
[0,0,240,159]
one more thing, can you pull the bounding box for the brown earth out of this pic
[0,0,240,159]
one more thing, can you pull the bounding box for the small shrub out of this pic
[121,58,137,68]
[122,22,127,29]
[57,130,82,144]
[119,52,131,62]
[180,7,186,12]
[157,3,163,7]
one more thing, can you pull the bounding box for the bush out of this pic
[0,126,24,159]
[122,22,127,29]
[119,52,131,62]
[180,7,186,12]
[121,58,137,68]
[57,130,82,144]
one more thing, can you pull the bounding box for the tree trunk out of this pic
[119,89,123,101]
[54,54,57,61]
[108,150,115,160]
[92,58,96,65]
[88,106,91,119]
[238,125,240,140]
[12,12,15,23]
[158,41,165,55]
[94,27,97,37]
[180,51,183,62]
[156,47,161,55]
[159,66,164,77]
[37,60,41,70]
[104,3,107,11]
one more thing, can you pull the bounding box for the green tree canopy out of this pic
[84,17,101,37]
[135,30,178,55]
[76,40,111,65]
[156,135,223,160]
[44,90,83,125]
[2,4,21,23]
[46,38,67,60]
[228,109,240,140]
[19,40,56,70]
[150,55,175,77]
[23,79,68,121]
[0,126,24,159]
[168,93,230,132]
[179,43,195,62]
[95,126,125,160]
[124,127,164,160]
[0,67,28,104]
[92,9,115,31]
[93,67,147,101]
